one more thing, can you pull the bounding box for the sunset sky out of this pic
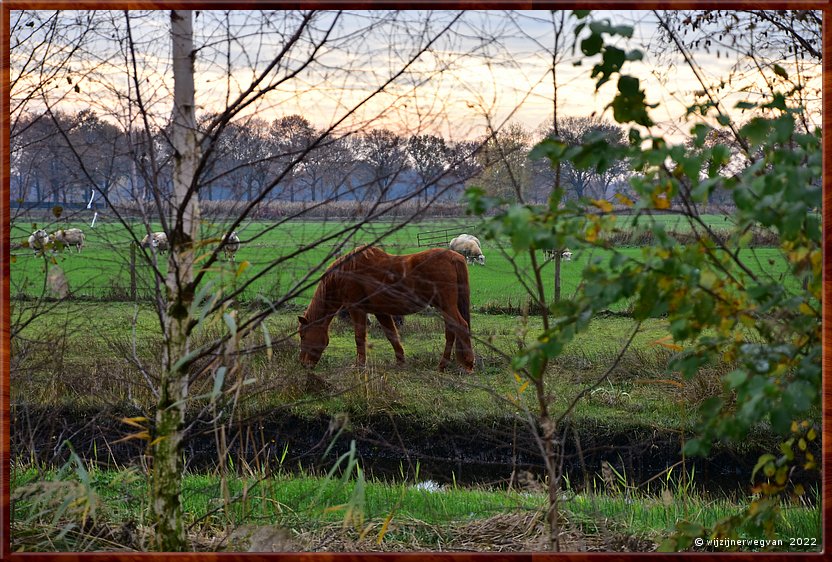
[11,10,821,143]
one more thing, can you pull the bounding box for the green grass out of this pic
[11,217,797,309]
[11,462,820,552]
[11,300,713,434]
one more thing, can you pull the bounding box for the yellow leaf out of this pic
[614,193,634,207]
[652,191,671,209]
[699,270,718,289]
[719,317,735,333]
[798,303,814,316]
[798,438,807,451]
[148,436,166,447]
[120,416,149,429]
[513,372,523,383]
[591,198,613,213]
[810,249,822,270]
[791,421,799,433]
[585,223,599,243]
[739,314,756,329]
[236,260,250,277]
[775,467,788,485]
[518,381,529,394]
[377,512,395,544]
[113,431,150,444]
[652,335,683,352]
[807,428,816,441]
[793,484,805,496]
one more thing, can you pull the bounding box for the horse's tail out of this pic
[455,258,471,329]
[454,255,472,366]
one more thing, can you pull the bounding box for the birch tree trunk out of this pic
[151,9,200,551]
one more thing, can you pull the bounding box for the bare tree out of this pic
[407,133,449,203]
[536,116,628,201]
[476,122,536,202]
[354,128,410,202]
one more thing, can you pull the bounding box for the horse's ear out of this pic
[298,316,308,326]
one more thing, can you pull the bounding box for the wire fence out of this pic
[10,233,478,304]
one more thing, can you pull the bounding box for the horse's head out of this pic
[298,315,328,368]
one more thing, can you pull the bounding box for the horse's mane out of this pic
[309,245,385,311]
[328,245,383,271]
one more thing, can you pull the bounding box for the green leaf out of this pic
[783,380,815,413]
[625,49,643,61]
[740,118,769,145]
[751,454,776,482]
[725,370,747,389]
[769,407,793,435]
[223,312,237,338]
[617,75,640,96]
[581,34,603,56]
[773,64,788,79]
[683,438,710,457]
[211,367,226,402]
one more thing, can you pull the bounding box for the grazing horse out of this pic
[298,245,475,372]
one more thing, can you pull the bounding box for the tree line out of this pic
[11,108,632,211]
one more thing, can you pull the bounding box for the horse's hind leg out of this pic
[349,310,368,368]
[440,311,473,373]
[376,314,405,365]
[439,319,456,372]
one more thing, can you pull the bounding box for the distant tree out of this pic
[445,139,483,198]
[203,116,272,203]
[535,116,628,202]
[268,115,317,202]
[66,109,129,203]
[475,123,532,202]
[355,128,409,201]
[407,133,449,203]
[300,133,356,202]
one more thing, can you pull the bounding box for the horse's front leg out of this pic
[376,314,405,364]
[349,310,368,368]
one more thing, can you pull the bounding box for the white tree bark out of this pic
[151,9,201,551]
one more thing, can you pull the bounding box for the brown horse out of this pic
[298,245,474,372]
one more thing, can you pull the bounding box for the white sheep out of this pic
[28,229,50,255]
[53,228,85,253]
[449,234,485,265]
[140,231,169,254]
[221,231,241,261]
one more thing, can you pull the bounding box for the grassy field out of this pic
[11,300,722,433]
[11,461,820,552]
[11,216,795,309]
[10,214,818,553]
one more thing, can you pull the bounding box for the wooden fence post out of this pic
[130,242,137,302]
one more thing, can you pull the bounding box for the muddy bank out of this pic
[11,403,816,496]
